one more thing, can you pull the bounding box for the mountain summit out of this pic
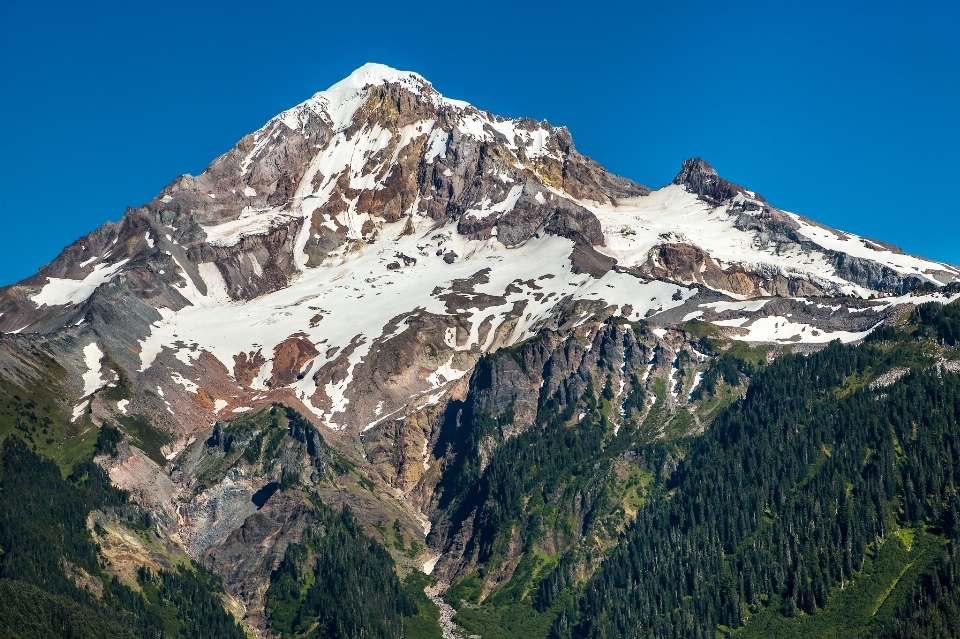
[1,64,959,635]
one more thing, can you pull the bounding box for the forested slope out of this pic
[0,408,440,639]
[0,436,246,639]
[556,300,960,638]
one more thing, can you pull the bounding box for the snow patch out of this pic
[31,260,129,307]
[426,356,468,388]
[713,318,750,327]
[422,555,440,575]
[201,210,297,247]
[688,372,705,401]
[424,127,449,163]
[701,299,770,313]
[738,316,879,343]
[81,342,105,397]
[464,186,524,220]
[72,401,89,422]
[170,372,198,394]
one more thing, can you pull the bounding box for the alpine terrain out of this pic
[2,64,960,639]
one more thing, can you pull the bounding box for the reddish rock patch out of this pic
[233,349,266,388]
[270,336,320,387]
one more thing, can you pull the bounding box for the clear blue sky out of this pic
[1,0,958,286]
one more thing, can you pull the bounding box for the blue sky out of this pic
[1,0,958,286]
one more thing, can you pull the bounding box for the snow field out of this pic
[138,211,695,429]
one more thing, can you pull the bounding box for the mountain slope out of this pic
[1,63,960,638]
[1,64,957,439]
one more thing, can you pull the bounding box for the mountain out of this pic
[1,63,960,639]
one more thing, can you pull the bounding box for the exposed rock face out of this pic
[831,251,926,293]
[202,491,315,624]
[421,321,661,581]
[632,242,828,298]
[457,179,607,248]
[673,157,755,206]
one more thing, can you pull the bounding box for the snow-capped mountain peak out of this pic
[325,62,429,94]
[1,64,958,439]
[273,62,462,134]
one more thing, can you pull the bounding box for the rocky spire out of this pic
[673,157,754,205]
